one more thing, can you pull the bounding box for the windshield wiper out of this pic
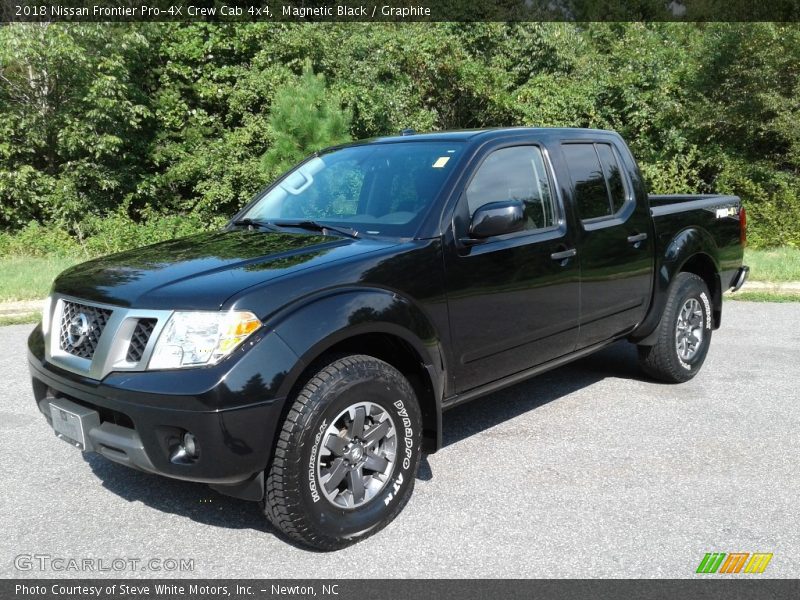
[230,218,281,231]
[271,220,359,239]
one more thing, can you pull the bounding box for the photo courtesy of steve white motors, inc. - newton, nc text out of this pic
[2,0,800,599]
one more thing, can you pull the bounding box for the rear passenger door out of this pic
[443,143,580,392]
[560,141,654,348]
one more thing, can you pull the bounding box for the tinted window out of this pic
[467,146,556,231]
[595,143,627,213]
[562,143,611,220]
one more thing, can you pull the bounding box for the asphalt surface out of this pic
[2,300,798,579]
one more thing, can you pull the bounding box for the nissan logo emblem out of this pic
[67,313,90,347]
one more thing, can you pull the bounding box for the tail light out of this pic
[739,206,747,247]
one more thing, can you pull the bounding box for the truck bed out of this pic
[647,193,745,315]
[648,193,740,216]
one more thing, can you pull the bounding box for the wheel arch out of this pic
[271,289,446,454]
[631,226,723,344]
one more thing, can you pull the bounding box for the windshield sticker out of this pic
[432,156,450,168]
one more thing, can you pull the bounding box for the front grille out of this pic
[126,318,157,363]
[59,300,113,360]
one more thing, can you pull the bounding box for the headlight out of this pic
[41,296,53,334]
[148,310,261,370]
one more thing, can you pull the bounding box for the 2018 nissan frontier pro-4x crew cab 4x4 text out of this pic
[28,128,748,550]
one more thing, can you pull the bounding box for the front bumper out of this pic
[28,324,299,500]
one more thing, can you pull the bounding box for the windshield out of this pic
[243,141,464,237]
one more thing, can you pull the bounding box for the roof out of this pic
[351,127,619,145]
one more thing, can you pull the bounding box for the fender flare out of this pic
[269,287,446,450]
[631,227,722,344]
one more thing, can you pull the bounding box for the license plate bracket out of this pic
[49,398,100,451]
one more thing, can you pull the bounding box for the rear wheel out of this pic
[263,354,422,550]
[637,272,713,383]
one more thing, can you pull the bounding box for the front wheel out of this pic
[263,355,422,550]
[637,272,713,383]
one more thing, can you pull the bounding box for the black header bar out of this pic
[4,579,800,600]
[3,0,800,22]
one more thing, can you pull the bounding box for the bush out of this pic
[716,160,800,249]
[0,222,82,257]
[639,145,712,196]
[80,211,225,256]
[0,212,224,260]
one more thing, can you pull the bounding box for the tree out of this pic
[0,23,154,229]
[260,60,352,179]
[1,22,798,249]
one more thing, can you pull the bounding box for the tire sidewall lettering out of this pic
[676,285,711,371]
[699,290,712,330]
[393,399,414,472]
[307,419,327,503]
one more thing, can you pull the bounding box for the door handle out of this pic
[627,232,648,246]
[550,248,577,261]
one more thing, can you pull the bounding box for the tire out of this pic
[263,354,422,550]
[637,272,713,383]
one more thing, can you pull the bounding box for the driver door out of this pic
[443,143,580,393]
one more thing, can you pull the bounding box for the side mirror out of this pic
[468,200,525,239]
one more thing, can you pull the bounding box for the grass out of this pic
[745,247,800,282]
[0,256,80,302]
[0,311,42,326]
[728,291,800,303]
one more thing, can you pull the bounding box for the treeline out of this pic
[1,22,798,254]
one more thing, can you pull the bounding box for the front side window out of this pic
[466,146,556,231]
[244,141,463,237]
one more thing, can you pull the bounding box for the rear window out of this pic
[595,143,627,213]
[562,142,629,221]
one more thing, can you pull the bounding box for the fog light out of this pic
[183,432,198,458]
[171,432,199,464]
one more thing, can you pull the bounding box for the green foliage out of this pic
[0,24,155,229]
[0,222,81,257]
[639,145,711,195]
[80,210,225,256]
[260,60,352,179]
[691,24,800,170]
[716,161,800,248]
[1,22,799,250]
[0,213,219,259]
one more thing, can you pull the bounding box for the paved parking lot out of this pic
[2,300,798,578]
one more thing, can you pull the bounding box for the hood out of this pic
[53,229,395,309]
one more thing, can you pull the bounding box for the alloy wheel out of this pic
[675,297,704,361]
[316,401,397,509]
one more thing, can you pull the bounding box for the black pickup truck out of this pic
[28,128,748,550]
